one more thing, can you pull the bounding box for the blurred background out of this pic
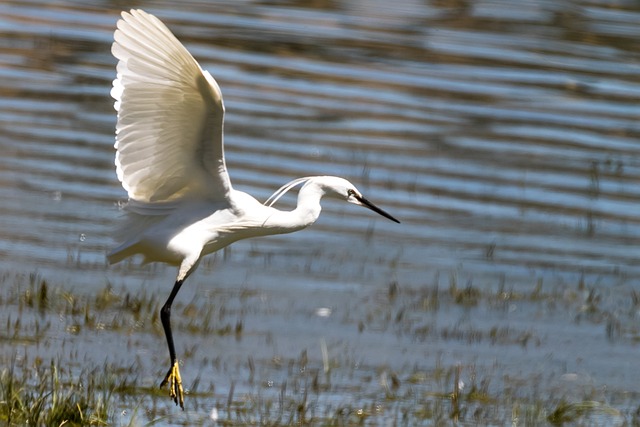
[0,0,639,424]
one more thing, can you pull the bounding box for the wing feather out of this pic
[112,9,231,204]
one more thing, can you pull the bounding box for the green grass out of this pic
[0,356,112,426]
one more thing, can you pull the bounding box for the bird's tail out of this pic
[107,241,136,264]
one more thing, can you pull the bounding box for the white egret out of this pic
[108,9,400,409]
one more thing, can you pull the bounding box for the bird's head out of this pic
[319,176,400,224]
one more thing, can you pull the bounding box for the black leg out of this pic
[161,279,184,365]
[160,279,185,409]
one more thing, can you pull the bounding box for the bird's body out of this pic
[109,177,357,278]
[109,9,399,410]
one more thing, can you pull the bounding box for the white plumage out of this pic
[111,9,228,204]
[108,9,399,409]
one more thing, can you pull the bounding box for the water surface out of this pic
[0,0,639,424]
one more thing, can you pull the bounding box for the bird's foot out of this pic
[160,360,184,409]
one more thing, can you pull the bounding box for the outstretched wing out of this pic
[111,9,231,204]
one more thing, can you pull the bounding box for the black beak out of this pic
[355,195,400,224]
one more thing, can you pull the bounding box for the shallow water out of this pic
[0,0,639,424]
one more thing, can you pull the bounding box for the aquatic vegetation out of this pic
[547,400,620,425]
[0,270,638,425]
[0,356,112,426]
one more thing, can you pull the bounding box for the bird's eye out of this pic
[347,189,356,197]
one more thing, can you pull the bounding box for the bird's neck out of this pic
[262,181,324,233]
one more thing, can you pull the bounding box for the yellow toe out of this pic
[161,361,184,409]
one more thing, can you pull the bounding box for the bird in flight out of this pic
[109,9,400,409]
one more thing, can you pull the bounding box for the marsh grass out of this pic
[1,271,639,425]
[0,356,112,426]
[547,400,621,425]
